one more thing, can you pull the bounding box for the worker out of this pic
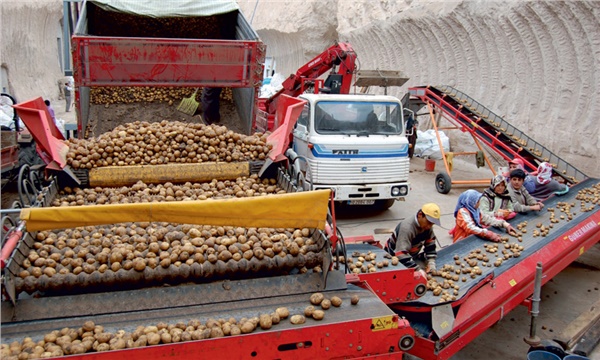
[502,157,539,178]
[64,81,73,112]
[44,99,56,122]
[479,174,516,220]
[524,162,569,201]
[506,168,544,213]
[405,112,418,158]
[201,87,222,124]
[383,203,441,273]
[451,189,517,243]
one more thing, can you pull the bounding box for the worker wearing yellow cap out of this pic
[383,203,441,273]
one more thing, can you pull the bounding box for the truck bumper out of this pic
[313,182,410,203]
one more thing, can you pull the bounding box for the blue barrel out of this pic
[563,355,590,360]
[527,351,561,360]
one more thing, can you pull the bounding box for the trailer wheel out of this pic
[18,165,37,207]
[399,335,415,351]
[435,172,452,194]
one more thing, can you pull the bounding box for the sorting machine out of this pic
[1,167,422,359]
[342,178,600,359]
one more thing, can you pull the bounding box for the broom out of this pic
[177,88,200,116]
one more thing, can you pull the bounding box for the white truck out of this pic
[284,93,410,209]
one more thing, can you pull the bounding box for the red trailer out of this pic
[71,0,265,136]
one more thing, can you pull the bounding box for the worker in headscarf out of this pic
[451,189,517,243]
[524,162,569,201]
[479,175,516,220]
[383,203,441,273]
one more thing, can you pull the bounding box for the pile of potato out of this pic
[66,120,270,169]
[51,176,283,207]
[90,87,233,106]
[1,292,360,358]
[15,223,323,295]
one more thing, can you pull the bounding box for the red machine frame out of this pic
[257,42,357,131]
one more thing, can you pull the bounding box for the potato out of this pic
[270,313,280,325]
[330,296,342,307]
[309,292,324,305]
[147,333,161,345]
[259,314,272,330]
[312,310,325,320]
[320,299,331,310]
[133,335,147,347]
[289,315,306,325]
[230,325,242,336]
[304,306,315,317]
[240,321,255,334]
[160,332,172,344]
[350,295,360,305]
[68,343,86,355]
[275,307,289,319]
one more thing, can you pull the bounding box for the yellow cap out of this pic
[421,203,441,226]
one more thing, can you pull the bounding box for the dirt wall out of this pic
[238,0,600,177]
[1,0,65,102]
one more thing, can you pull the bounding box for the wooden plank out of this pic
[554,297,600,350]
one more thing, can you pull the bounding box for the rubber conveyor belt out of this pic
[1,276,387,345]
[403,178,600,307]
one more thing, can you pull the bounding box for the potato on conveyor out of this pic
[309,292,324,305]
[259,314,272,330]
[290,315,306,325]
[275,307,289,319]
[330,296,342,307]
[351,295,360,305]
[312,310,325,320]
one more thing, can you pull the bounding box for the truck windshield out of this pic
[314,100,404,135]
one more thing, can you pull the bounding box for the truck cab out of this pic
[287,94,410,209]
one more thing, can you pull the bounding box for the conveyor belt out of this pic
[337,243,409,273]
[403,178,600,307]
[409,85,587,184]
[0,282,385,345]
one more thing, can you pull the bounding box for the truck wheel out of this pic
[435,172,452,194]
[376,199,396,210]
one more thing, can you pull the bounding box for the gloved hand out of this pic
[426,259,436,273]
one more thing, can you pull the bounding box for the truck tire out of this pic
[376,199,396,210]
[435,172,452,194]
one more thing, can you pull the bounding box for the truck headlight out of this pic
[392,186,408,196]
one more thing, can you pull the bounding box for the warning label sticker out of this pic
[371,316,398,332]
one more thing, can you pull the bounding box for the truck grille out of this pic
[309,157,410,184]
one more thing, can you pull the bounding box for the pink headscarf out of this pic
[536,162,553,185]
